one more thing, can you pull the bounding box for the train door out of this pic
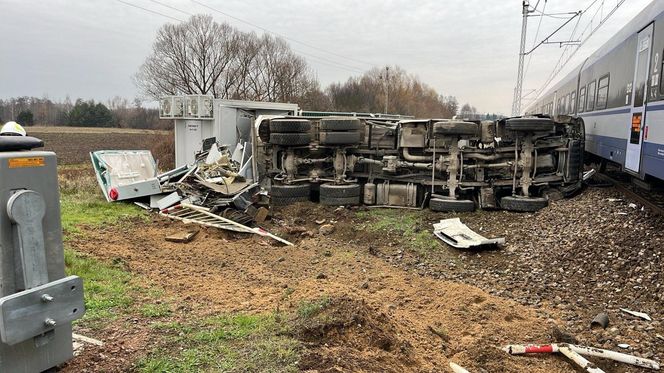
[625,23,654,173]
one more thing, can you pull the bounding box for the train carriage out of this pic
[528,1,664,182]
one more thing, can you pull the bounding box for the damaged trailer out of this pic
[254,115,585,212]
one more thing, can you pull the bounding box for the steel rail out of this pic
[593,172,664,216]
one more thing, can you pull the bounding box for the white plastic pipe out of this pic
[559,346,605,373]
[504,343,660,370]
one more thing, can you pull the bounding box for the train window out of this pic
[596,75,610,110]
[570,91,576,113]
[586,80,597,111]
[565,94,570,114]
[578,86,586,113]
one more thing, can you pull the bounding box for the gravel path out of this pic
[368,187,663,371]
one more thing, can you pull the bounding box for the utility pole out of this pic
[384,66,389,114]
[512,1,530,117]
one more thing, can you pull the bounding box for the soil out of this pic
[62,186,663,372]
[29,127,171,165]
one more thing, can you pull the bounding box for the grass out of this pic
[65,248,134,326]
[138,313,300,373]
[356,209,440,255]
[60,164,148,325]
[60,164,301,371]
[297,296,331,319]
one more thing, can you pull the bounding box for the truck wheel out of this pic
[271,183,311,206]
[319,183,361,198]
[269,132,311,146]
[269,119,312,133]
[433,121,479,136]
[505,118,554,132]
[429,198,475,212]
[320,195,361,206]
[320,117,362,131]
[271,183,311,197]
[500,196,548,212]
[319,131,362,145]
[271,196,310,206]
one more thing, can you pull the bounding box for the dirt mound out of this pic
[294,296,416,372]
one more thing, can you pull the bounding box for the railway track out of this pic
[591,171,664,216]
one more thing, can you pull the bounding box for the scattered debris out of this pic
[607,198,623,202]
[90,150,161,202]
[92,142,280,245]
[628,203,638,209]
[582,169,596,181]
[617,343,631,349]
[590,312,609,329]
[315,219,326,225]
[449,362,471,373]
[161,204,292,246]
[72,333,104,357]
[557,345,605,373]
[620,308,652,321]
[319,224,335,235]
[165,229,199,243]
[504,343,660,370]
[433,218,505,249]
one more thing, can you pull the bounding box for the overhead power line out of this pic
[530,0,626,103]
[115,0,366,74]
[189,0,375,68]
[115,0,185,22]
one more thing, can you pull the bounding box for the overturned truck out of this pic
[256,115,584,212]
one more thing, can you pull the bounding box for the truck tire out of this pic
[429,198,475,212]
[320,117,362,131]
[320,195,361,206]
[505,118,554,132]
[433,121,479,136]
[319,131,362,145]
[269,132,311,146]
[500,196,548,212]
[271,183,311,198]
[269,119,312,133]
[272,195,310,206]
[319,183,361,198]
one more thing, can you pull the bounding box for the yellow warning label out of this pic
[8,157,45,168]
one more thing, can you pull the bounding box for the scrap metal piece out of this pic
[161,203,293,246]
[591,312,609,329]
[620,308,652,321]
[433,218,505,249]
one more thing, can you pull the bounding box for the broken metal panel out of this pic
[433,218,505,249]
[90,150,161,202]
[160,203,293,246]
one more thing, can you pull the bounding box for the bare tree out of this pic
[134,15,239,99]
[327,65,459,118]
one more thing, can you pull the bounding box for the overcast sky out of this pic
[0,0,654,114]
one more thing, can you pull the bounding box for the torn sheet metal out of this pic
[90,150,161,202]
[433,218,505,249]
[155,192,182,210]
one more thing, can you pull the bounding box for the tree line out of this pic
[136,15,474,119]
[0,96,166,129]
[1,15,495,129]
